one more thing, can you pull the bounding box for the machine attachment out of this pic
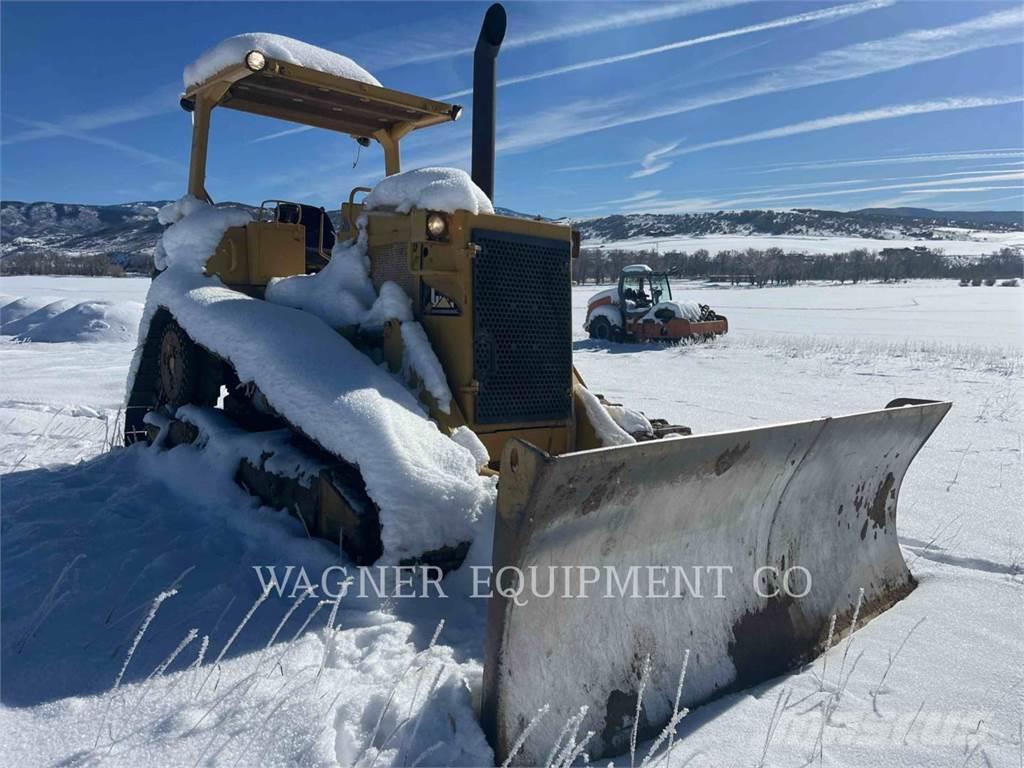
[482,399,950,764]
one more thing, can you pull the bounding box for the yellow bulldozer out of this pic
[125,5,950,764]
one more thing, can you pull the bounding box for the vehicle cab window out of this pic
[622,274,651,311]
[650,274,671,305]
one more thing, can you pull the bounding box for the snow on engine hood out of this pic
[184,33,380,88]
[364,168,494,215]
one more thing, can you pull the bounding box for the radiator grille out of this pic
[369,242,416,299]
[472,229,572,425]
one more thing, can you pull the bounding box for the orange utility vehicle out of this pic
[584,264,728,342]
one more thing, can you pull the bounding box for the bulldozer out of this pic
[125,5,951,764]
[585,264,728,342]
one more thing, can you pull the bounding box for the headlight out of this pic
[426,212,448,239]
[245,50,267,72]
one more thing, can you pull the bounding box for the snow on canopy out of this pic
[364,167,494,215]
[183,32,381,89]
[129,197,489,560]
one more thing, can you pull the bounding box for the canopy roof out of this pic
[183,54,462,141]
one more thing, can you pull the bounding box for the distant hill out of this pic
[2,200,1020,274]
[851,208,1024,228]
[574,207,1024,243]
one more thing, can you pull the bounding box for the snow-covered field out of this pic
[1,275,1021,767]
[586,231,1024,256]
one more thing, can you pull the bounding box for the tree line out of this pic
[1,251,152,276]
[573,246,1023,285]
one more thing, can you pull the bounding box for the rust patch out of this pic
[727,598,799,689]
[715,441,750,476]
[580,482,608,515]
[867,472,895,530]
[601,689,649,756]
[580,463,628,515]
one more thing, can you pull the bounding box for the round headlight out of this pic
[245,50,267,72]
[426,212,448,239]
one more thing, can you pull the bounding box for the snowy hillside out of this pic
[3,202,1022,274]
[575,208,1024,244]
[1,275,1021,767]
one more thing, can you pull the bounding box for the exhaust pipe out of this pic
[472,3,506,203]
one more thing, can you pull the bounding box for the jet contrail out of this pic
[746,148,1024,174]
[436,0,894,100]
[666,96,1024,160]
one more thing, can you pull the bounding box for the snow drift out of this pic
[1,298,75,336]
[184,32,381,88]
[13,300,144,343]
[2,295,144,343]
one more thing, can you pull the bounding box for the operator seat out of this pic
[278,202,336,272]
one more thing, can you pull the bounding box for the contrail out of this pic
[666,96,1024,160]
[436,0,893,100]
[366,0,752,71]
[746,148,1024,174]
[493,7,1024,161]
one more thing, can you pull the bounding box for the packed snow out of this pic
[363,168,495,216]
[575,385,635,446]
[1,274,1021,767]
[183,32,381,88]
[134,267,489,561]
[642,299,703,322]
[154,197,251,272]
[265,232,378,329]
[265,214,453,412]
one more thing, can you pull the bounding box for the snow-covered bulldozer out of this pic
[585,264,728,342]
[125,5,950,764]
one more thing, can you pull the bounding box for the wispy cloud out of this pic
[556,159,636,173]
[1,81,181,146]
[661,96,1024,161]
[6,117,177,168]
[625,171,1024,213]
[630,162,674,179]
[625,142,682,179]
[355,0,751,72]
[608,190,663,205]
[437,0,893,100]
[960,191,1024,207]
[250,125,314,144]
[745,148,1024,174]
[618,166,1024,213]
[499,7,1024,165]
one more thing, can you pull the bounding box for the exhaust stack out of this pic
[472,3,506,202]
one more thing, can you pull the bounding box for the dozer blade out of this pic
[482,399,950,765]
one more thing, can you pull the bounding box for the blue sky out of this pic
[2,1,1022,217]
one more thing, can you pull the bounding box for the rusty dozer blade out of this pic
[481,399,950,765]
